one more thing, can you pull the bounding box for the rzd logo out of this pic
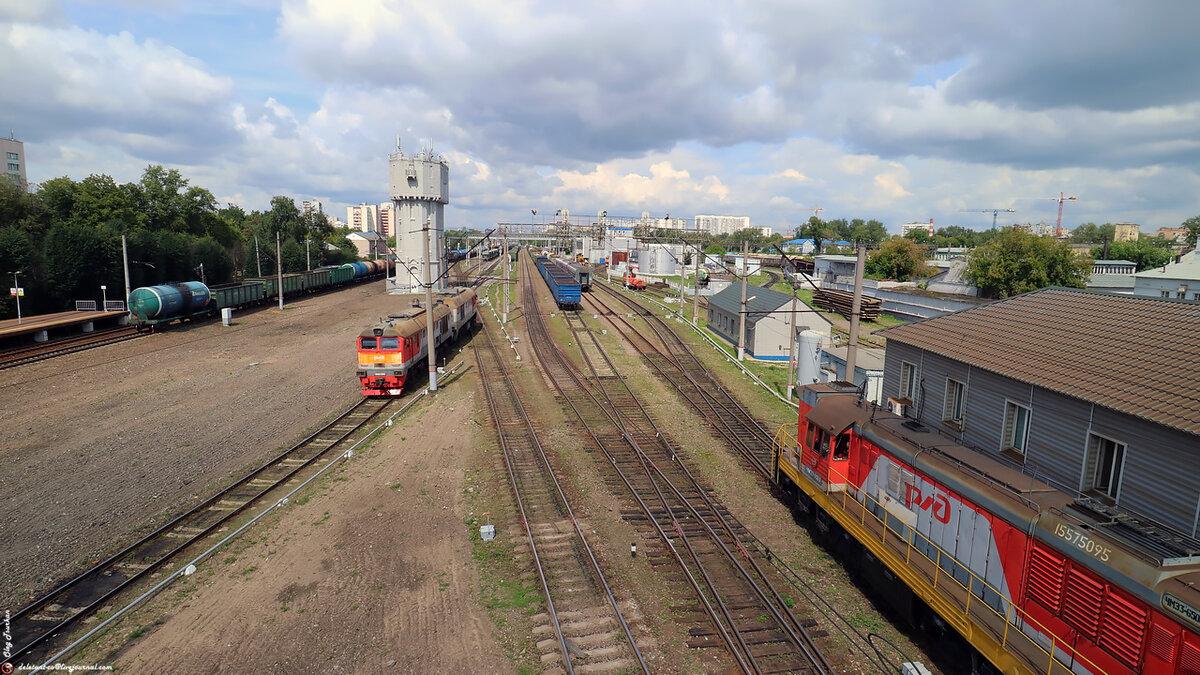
[904,482,952,524]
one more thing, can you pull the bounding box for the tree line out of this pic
[0,166,362,318]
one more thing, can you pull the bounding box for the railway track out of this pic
[7,395,410,665]
[586,282,777,478]
[522,254,832,673]
[474,320,648,674]
[0,326,144,370]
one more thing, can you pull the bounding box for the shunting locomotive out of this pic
[356,287,478,396]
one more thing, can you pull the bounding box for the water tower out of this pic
[389,142,449,293]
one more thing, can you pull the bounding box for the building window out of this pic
[899,361,916,401]
[6,152,17,160]
[1002,401,1031,457]
[1160,291,1170,298]
[1085,434,1125,499]
[6,163,17,171]
[943,378,965,427]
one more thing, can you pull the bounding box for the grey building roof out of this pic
[877,287,1200,436]
[1134,250,1200,281]
[708,284,794,327]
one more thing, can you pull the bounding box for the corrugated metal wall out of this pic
[883,339,1200,537]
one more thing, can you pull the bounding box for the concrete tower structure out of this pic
[389,144,449,293]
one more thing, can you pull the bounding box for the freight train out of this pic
[534,254,582,308]
[128,260,388,330]
[355,287,478,396]
[774,384,1200,674]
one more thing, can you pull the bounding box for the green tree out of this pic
[0,226,37,318]
[41,223,118,308]
[268,196,304,241]
[191,236,234,284]
[1070,222,1117,244]
[851,219,889,247]
[1183,215,1200,246]
[966,227,1091,298]
[796,217,830,253]
[703,243,726,255]
[73,174,140,230]
[1089,239,1172,271]
[138,165,190,231]
[865,238,932,281]
[281,238,305,272]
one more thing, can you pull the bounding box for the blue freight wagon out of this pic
[535,255,582,308]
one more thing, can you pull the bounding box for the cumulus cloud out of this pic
[0,21,237,161]
[7,0,1200,234]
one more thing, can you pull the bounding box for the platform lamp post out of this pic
[100,285,107,311]
[11,270,22,324]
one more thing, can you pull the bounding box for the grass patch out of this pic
[312,511,331,526]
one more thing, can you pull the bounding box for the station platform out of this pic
[0,310,130,343]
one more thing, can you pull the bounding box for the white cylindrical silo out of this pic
[796,330,823,387]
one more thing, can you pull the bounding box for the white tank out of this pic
[796,330,823,387]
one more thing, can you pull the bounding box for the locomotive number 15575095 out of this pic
[1054,522,1112,562]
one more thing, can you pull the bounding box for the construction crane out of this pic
[961,208,1016,228]
[1017,193,1078,232]
[802,206,824,221]
[1052,192,1077,231]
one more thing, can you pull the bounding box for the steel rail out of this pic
[0,326,144,370]
[589,283,777,476]
[518,254,755,672]
[475,322,648,674]
[9,396,395,663]
[561,309,831,673]
[526,257,836,673]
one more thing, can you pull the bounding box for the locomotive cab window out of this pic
[380,337,400,350]
[833,432,850,461]
[360,337,377,349]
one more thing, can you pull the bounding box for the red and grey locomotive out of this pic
[775,384,1200,674]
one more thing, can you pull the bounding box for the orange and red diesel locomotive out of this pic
[355,287,478,396]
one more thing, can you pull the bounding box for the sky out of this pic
[2,0,1199,235]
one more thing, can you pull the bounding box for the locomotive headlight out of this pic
[373,328,383,337]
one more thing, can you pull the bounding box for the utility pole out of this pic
[255,235,263,277]
[845,244,866,382]
[305,238,311,271]
[121,235,131,313]
[423,220,438,392]
[737,240,749,361]
[691,235,702,326]
[786,289,799,399]
[276,231,284,310]
[502,226,510,324]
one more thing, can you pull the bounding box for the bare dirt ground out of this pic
[0,284,406,610]
[101,384,511,674]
